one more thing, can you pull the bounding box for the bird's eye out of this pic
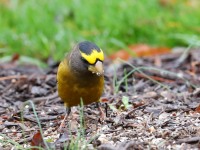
[81,57,88,64]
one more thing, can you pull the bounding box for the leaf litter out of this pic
[0,49,200,149]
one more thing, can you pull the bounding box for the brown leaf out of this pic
[11,53,20,63]
[109,50,131,60]
[0,0,11,6]
[100,97,110,103]
[133,101,146,108]
[159,0,177,7]
[194,104,200,113]
[129,44,171,57]
[31,131,45,150]
[109,44,171,60]
[148,126,156,133]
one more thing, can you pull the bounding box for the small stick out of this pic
[176,136,200,144]
[0,75,27,81]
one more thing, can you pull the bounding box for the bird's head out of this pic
[70,41,104,76]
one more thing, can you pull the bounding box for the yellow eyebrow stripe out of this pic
[80,49,104,64]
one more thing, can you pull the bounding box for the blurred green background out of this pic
[0,0,200,62]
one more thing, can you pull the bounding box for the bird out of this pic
[57,41,104,129]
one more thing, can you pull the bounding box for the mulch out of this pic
[0,49,200,150]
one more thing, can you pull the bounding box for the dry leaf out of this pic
[194,104,200,113]
[149,126,156,133]
[31,131,45,150]
[109,50,131,60]
[109,44,171,60]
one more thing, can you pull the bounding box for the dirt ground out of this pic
[0,49,200,150]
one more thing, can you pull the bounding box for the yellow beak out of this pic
[88,60,104,76]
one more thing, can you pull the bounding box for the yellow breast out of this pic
[57,59,104,107]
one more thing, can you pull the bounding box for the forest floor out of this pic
[0,49,200,150]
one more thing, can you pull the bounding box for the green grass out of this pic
[0,0,200,61]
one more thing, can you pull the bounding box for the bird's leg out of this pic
[96,102,105,121]
[105,103,108,117]
[58,107,71,132]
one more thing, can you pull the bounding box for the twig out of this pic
[134,72,174,83]
[18,136,32,144]
[0,75,27,81]
[4,121,29,131]
[30,91,59,104]
[174,45,193,68]
[176,136,200,144]
[126,103,150,117]
[120,60,198,89]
